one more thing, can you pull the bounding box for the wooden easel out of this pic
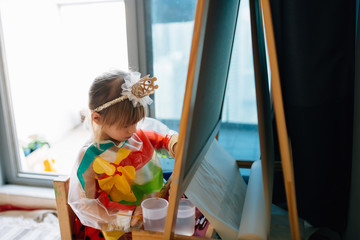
[250,0,301,239]
[259,0,301,239]
[54,0,301,239]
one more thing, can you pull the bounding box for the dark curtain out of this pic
[270,0,356,234]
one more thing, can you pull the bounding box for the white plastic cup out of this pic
[175,199,196,236]
[141,197,168,232]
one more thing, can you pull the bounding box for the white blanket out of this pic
[0,209,60,240]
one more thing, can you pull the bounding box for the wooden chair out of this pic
[53,176,75,240]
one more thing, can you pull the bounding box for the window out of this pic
[149,0,196,172]
[218,0,260,162]
[151,0,196,121]
[0,0,260,186]
[0,0,133,186]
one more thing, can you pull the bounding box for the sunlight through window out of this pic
[0,0,128,175]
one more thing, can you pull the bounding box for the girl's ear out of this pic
[91,112,102,125]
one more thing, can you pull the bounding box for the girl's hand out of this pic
[173,143,178,157]
[130,206,143,228]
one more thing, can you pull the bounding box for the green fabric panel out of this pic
[78,141,163,205]
[109,164,163,206]
[131,164,163,205]
[77,142,115,193]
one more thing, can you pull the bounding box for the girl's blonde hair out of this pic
[89,69,145,144]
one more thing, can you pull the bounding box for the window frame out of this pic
[125,0,155,117]
[0,0,149,187]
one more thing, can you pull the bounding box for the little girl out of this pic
[68,69,178,239]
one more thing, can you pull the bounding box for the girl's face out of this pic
[101,123,137,143]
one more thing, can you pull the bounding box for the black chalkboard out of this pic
[179,0,241,191]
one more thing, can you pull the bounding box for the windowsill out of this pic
[0,184,56,210]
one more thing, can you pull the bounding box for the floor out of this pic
[49,124,92,174]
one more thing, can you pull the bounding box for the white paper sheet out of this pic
[185,140,268,240]
[185,140,247,240]
[238,160,267,240]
